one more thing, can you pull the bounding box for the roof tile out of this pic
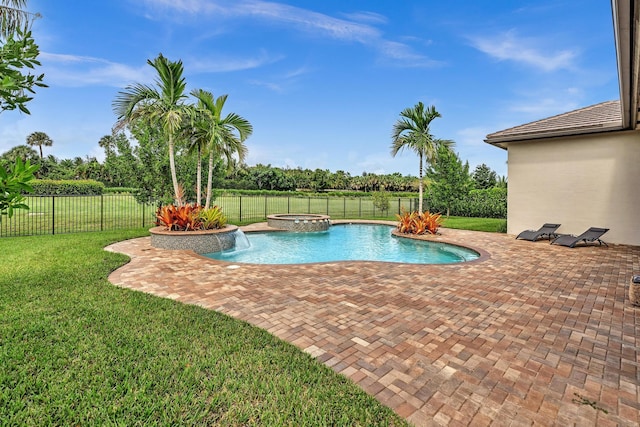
[485,100,622,144]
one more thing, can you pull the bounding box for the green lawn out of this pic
[0,230,408,426]
[441,216,507,233]
[3,193,506,236]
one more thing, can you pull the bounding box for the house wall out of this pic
[506,130,640,246]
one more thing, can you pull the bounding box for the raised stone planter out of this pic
[149,225,238,254]
[267,214,331,232]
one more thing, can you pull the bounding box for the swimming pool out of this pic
[205,224,480,264]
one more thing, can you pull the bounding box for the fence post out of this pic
[264,195,268,219]
[326,197,329,215]
[100,194,104,231]
[398,198,401,215]
[51,195,55,235]
[358,198,361,218]
[343,197,346,218]
[239,196,242,222]
[287,196,290,214]
[142,199,146,228]
[307,197,310,214]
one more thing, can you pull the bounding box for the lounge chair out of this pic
[550,227,609,248]
[516,223,561,241]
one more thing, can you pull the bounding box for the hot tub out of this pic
[267,214,331,232]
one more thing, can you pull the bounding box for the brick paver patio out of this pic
[106,222,639,426]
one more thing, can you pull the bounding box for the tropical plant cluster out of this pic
[113,54,252,210]
[396,209,443,235]
[0,157,37,220]
[155,204,227,231]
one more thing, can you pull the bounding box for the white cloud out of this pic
[39,50,282,88]
[138,0,439,68]
[377,41,444,67]
[40,53,151,87]
[456,127,492,148]
[509,97,579,117]
[186,50,283,73]
[248,65,312,93]
[340,11,388,25]
[248,79,284,92]
[468,30,578,72]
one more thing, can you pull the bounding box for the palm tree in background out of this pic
[190,89,252,209]
[0,144,37,163]
[113,54,189,205]
[26,130,52,158]
[0,0,38,37]
[391,102,454,212]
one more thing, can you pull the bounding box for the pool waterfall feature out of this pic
[267,214,331,232]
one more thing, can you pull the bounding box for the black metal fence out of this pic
[1,194,418,237]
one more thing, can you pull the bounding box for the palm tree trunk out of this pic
[196,146,202,206]
[168,136,181,206]
[205,149,215,209]
[418,153,423,213]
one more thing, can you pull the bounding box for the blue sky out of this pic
[0,0,618,177]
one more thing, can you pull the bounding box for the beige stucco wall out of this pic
[506,130,640,246]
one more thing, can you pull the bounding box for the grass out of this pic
[0,229,408,426]
[442,216,507,233]
[4,194,506,236]
[1,194,155,236]
[2,194,417,236]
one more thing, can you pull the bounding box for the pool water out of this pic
[205,224,479,265]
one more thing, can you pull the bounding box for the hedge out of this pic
[103,187,137,194]
[425,188,507,219]
[216,189,417,198]
[31,180,105,195]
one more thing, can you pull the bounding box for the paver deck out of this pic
[106,222,640,426]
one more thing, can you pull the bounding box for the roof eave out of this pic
[484,122,624,148]
[612,0,640,130]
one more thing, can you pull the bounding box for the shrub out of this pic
[424,187,506,219]
[31,179,104,195]
[396,209,443,235]
[198,206,228,230]
[371,191,390,213]
[103,187,137,194]
[156,204,201,231]
[156,204,228,231]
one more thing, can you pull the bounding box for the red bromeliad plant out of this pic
[156,204,201,231]
[396,210,417,233]
[396,208,443,235]
[155,204,228,231]
[421,210,443,234]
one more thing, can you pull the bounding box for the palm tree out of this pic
[0,0,37,37]
[190,89,252,209]
[0,144,36,162]
[182,119,206,206]
[391,102,454,213]
[113,54,188,205]
[26,130,52,158]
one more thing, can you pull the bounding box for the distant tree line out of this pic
[0,131,506,214]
